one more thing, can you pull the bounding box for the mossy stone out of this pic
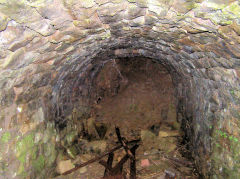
[33,155,45,173]
[0,0,7,3]
[15,134,36,177]
[0,14,9,32]
[81,0,95,8]
[2,48,25,69]
[173,1,197,14]
[17,163,27,177]
[0,1,38,23]
[211,127,240,177]
[227,2,240,17]
[127,0,136,3]
[16,133,35,164]
[101,31,111,40]
[31,146,38,160]
[1,131,11,143]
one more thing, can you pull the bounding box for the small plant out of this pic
[230,90,234,96]
[216,129,239,143]
[233,137,239,142]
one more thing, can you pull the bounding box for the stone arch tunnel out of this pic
[0,0,240,178]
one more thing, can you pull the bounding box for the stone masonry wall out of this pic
[0,0,240,178]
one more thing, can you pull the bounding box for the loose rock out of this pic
[57,160,75,174]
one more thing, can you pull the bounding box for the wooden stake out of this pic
[130,145,138,179]
[104,152,114,177]
[115,127,134,159]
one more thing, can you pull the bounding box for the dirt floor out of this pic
[55,58,198,179]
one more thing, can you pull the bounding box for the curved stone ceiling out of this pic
[0,0,240,178]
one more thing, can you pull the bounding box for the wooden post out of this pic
[130,145,138,179]
[104,152,114,177]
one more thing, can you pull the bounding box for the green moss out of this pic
[233,137,239,142]
[33,155,45,173]
[0,14,9,32]
[122,26,130,31]
[14,130,55,176]
[31,146,38,160]
[101,31,111,40]
[16,134,35,155]
[0,0,43,24]
[0,1,26,16]
[219,20,232,25]
[2,48,25,69]
[1,132,11,143]
[228,2,240,17]
[18,154,26,164]
[127,0,136,2]
[17,163,25,175]
[212,127,240,176]
[186,2,197,10]
[215,129,239,143]
[0,0,7,3]
[73,20,80,27]
[221,145,240,177]
[16,133,35,164]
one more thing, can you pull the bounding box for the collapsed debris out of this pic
[60,127,140,178]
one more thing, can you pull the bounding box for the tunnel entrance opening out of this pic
[54,57,198,178]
